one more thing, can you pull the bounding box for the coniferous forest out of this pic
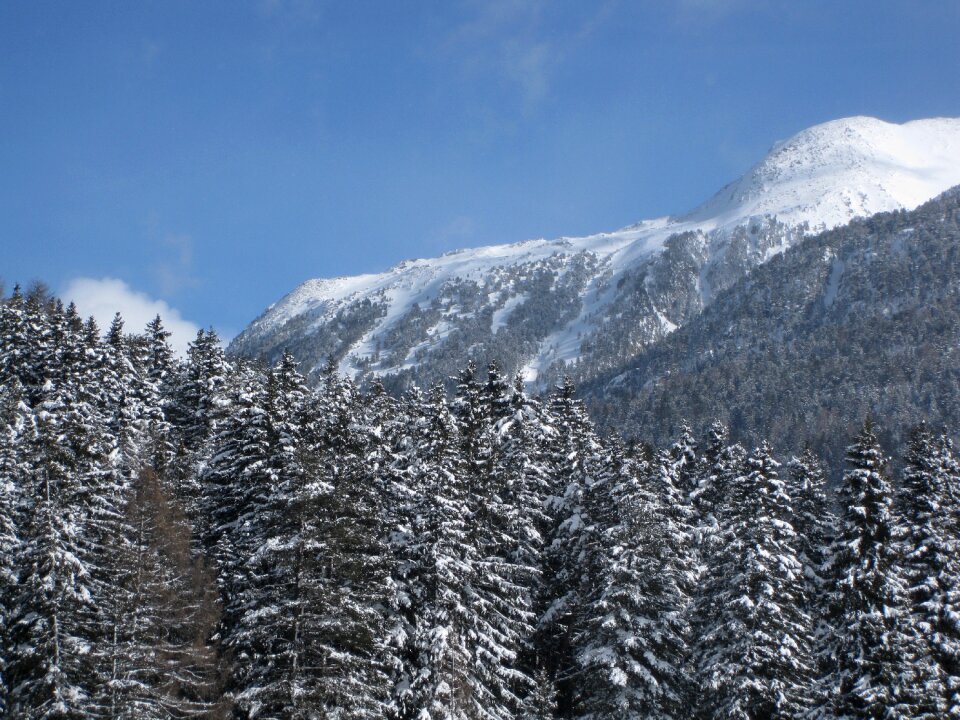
[1,284,959,719]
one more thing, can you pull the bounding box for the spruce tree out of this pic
[0,381,27,715]
[7,386,106,717]
[899,424,960,717]
[538,377,605,716]
[825,420,934,718]
[692,443,814,718]
[469,373,551,717]
[200,370,274,715]
[168,328,232,455]
[576,448,691,718]
[303,359,394,717]
[396,385,474,719]
[786,448,836,711]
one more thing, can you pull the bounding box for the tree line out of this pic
[0,285,958,718]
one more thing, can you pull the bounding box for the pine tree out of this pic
[200,370,274,715]
[538,377,605,716]
[469,373,551,717]
[668,421,698,499]
[143,315,175,391]
[937,435,960,717]
[300,358,394,718]
[899,424,960,717]
[522,665,558,720]
[787,449,835,591]
[691,420,728,535]
[168,329,232,455]
[0,286,29,392]
[575,448,691,718]
[692,443,814,718]
[825,420,934,718]
[396,385,475,719]
[0,380,28,715]
[786,448,836,711]
[7,387,106,717]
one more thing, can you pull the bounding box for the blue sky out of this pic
[2,0,959,350]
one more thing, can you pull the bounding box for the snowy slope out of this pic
[229,116,960,387]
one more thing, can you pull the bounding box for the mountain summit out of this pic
[229,116,960,390]
[685,116,960,229]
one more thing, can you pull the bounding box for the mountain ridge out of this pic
[229,116,960,391]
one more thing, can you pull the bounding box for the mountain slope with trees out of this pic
[581,187,960,471]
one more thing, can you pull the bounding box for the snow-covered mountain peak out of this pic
[684,116,960,230]
[231,116,960,387]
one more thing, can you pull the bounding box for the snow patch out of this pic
[491,293,527,333]
[824,257,845,308]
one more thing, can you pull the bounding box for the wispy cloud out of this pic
[435,215,477,244]
[140,39,162,66]
[672,0,765,27]
[501,38,552,114]
[441,0,614,115]
[154,233,199,297]
[62,277,201,357]
[258,0,323,21]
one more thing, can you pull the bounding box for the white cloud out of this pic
[62,277,201,358]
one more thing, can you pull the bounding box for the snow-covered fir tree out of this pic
[691,443,814,718]
[786,447,837,711]
[575,446,691,718]
[168,328,232,455]
[538,377,605,716]
[7,365,110,716]
[898,424,960,717]
[469,372,553,717]
[0,380,27,716]
[304,360,395,717]
[397,385,475,719]
[824,420,937,718]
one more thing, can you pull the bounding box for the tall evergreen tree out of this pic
[7,384,108,717]
[200,370,273,715]
[168,329,232,455]
[691,443,814,718]
[538,377,605,716]
[825,420,935,718]
[575,448,691,718]
[0,381,28,715]
[468,373,551,717]
[787,448,835,592]
[899,424,960,717]
[303,358,394,718]
[396,385,475,719]
[786,448,836,711]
